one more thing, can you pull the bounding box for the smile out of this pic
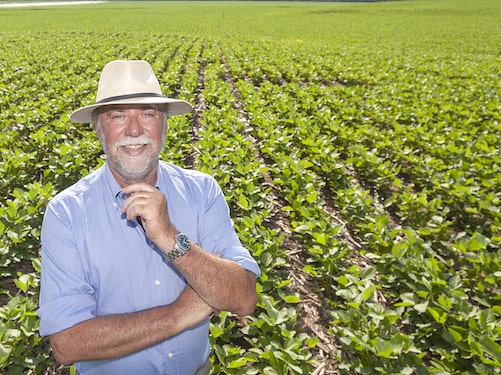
[122,144,147,150]
[119,143,151,156]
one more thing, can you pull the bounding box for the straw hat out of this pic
[70,60,193,123]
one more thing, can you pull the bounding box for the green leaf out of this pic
[227,357,248,368]
[479,335,501,362]
[427,306,447,324]
[468,233,489,251]
[237,195,250,210]
[293,224,309,234]
[374,336,404,358]
[284,294,300,304]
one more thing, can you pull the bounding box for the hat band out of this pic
[97,92,164,104]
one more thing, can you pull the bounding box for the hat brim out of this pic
[69,96,193,124]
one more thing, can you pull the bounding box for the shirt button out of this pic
[154,280,160,286]
[168,352,173,358]
[150,244,155,249]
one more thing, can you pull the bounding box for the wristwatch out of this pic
[166,232,191,261]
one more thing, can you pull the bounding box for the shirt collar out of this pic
[103,163,124,200]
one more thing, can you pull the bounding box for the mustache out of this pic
[115,135,153,147]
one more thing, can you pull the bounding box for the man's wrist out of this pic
[165,232,191,261]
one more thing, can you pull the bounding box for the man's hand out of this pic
[121,183,177,251]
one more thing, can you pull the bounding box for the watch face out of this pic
[176,233,190,251]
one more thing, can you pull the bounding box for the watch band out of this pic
[166,232,191,261]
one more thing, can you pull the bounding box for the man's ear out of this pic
[92,121,104,144]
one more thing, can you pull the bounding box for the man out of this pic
[38,60,260,375]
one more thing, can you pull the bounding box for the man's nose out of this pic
[124,112,143,136]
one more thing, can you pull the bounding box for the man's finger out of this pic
[121,182,157,194]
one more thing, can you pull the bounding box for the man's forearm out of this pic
[171,243,258,316]
[49,286,211,365]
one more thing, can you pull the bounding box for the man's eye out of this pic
[141,110,156,118]
[111,114,126,121]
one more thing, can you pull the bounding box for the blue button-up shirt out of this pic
[38,161,261,375]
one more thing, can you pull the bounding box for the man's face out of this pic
[95,104,167,185]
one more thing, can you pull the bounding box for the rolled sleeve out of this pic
[38,294,96,336]
[225,245,261,277]
[199,177,261,277]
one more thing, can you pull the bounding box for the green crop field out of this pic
[0,0,500,374]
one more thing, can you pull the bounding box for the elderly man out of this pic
[38,60,260,375]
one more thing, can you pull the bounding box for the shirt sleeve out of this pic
[38,200,96,336]
[198,176,261,277]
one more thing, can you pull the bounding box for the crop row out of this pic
[218,40,500,372]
